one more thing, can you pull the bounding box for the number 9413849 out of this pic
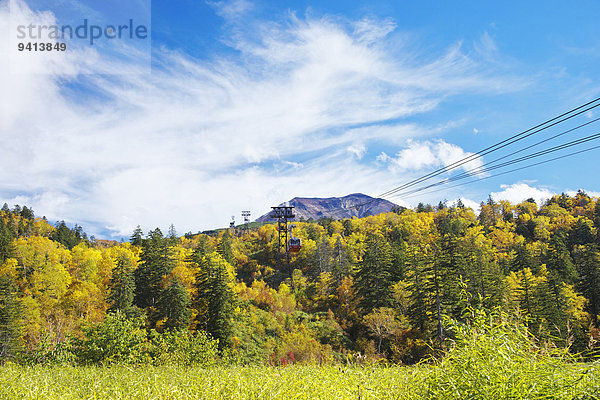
[18,42,67,51]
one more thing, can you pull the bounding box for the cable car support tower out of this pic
[270,206,300,282]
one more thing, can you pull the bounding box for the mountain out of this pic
[256,193,398,222]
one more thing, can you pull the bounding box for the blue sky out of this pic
[1,0,600,238]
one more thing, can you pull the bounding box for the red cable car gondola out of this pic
[288,237,302,253]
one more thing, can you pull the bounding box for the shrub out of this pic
[20,331,76,365]
[75,312,149,365]
[148,329,219,366]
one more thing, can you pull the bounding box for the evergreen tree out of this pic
[108,254,136,315]
[130,226,144,246]
[19,206,34,220]
[134,228,175,311]
[569,218,596,247]
[457,229,505,310]
[167,224,178,246]
[544,229,577,284]
[194,253,235,348]
[406,245,436,334]
[435,233,463,318]
[511,244,538,273]
[0,219,15,264]
[537,270,570,342]
[195,235,214,259]
[354,233,394,312]
[158,278,191,331]
[51,221,83,250]
[594,201,600,245]
[479,195,502,228]
[0,276,23,363]
[217,230,234,264]
[416,203,433,213]
[516,268,536,318]
[574,244,600,326]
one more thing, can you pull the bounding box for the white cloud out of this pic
[209,0,253,21]
[347,143,366,159]
[491,183,554,205]
[383,139,484,175]
[448,197,480,212]
[282,161,304,169]
[565,189,600,198]
[1,0,530,237]
[474,31,499,61]
[376,152,391,163]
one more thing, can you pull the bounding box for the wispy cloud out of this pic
[1,0,530,236]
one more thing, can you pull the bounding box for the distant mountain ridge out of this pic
[256,193,398,222]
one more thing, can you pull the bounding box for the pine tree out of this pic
[108,254,136,315]
[569,218,596,247]
[0,219,15,264]
[194,253,235,348]
[406,245,435,334]
[457,228,505,310]
[517,268,536,318]
[167,224,178,246]
[158,278,191,331]
[354,233,394,312]
[217,230,234,264]
[594,200,600,245]
[436,233,463,318]
[544,229,577,284]
[574,244,600,326]
[511,244,538,273]
[130,226,144,246]
[134,228,175,311]
[0,275,23,363]
[51,221,82,250]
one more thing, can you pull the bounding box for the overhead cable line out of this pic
[316,97,600,218]
[386,130,600,200]
[379,98,600,198]
[395,143,600,202]
[430,116,600,185]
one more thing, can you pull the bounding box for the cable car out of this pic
[288,237,302,253]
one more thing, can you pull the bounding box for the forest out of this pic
[1,191,600,367]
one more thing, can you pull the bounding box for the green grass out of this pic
[0,364,427,399]
[2,313,599,399]
[0,360,597,400]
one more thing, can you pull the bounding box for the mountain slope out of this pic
[256,193,398,222]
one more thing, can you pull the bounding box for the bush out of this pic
[74,312,222,366]
[20,331,76,365]
[148,329,219,366]
[75,312,149,365]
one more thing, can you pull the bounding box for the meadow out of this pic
[0,360,597,400]
[2,318,599,400]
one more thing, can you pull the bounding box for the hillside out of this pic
[256,193,397,222]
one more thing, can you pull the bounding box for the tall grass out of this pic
[0,364,426,399]
[1,311,598,399]
[425,309,600,399]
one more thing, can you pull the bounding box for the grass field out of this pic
[0,360,597,400]
[2,313,599,399]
